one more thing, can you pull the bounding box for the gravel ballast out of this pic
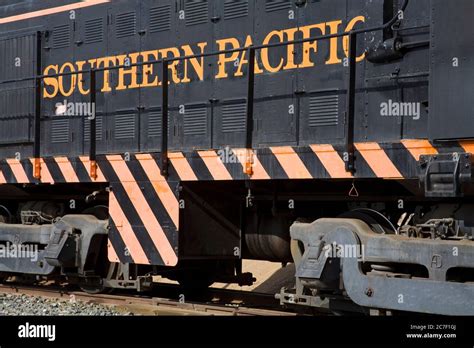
[0,293,131,316]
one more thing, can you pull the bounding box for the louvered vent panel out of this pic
[115,114,136,139]
[184,106,207,136]
[51,119,70,143]
[222,102,246,133]
[308,95,339,127]
[265,0,291,12]
[52,24,70,49]
[0,34,36,80]
[0,88,33,118]
[185,0,208,26]
[84,115,103,141]
[148,111,171,138]
[85,18,104,44]
[224,0,249,20]
[149,5,171,33]
[116,12,137,38]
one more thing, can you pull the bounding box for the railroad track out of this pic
[0,282,299,316]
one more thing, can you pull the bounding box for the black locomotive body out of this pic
[0,0,473,315]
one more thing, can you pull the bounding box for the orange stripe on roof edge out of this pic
[0,0,110,25]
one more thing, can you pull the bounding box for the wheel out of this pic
[79,262,118,294]
[78,226,114,294]
[79,282,108,294]
[339,208,397,234]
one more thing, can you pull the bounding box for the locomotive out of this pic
[0,0,473,315]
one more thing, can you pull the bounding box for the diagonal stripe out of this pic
[295,147,330,178]
[215,149,246,180]
[197,151,233,180]
[270,146,312,179]
[107,241,121,263]
[459,141,474,154]
[188,154,213,180]
[168,152,198,181]
[257,150,288,179]
[54,157,80,183]
[71,157,92,183]
[355,143,403,178]
[431,142,464,155]
[136,154,179,228]
[6,159,29,183]
[21,160,36,183]
[29,158,55,184]
[99,161,164,265]
[109,192,149,265]
[107,155,178,266]
[0,170,5,184]
[233,149,271,180]
[311,144,353,178]
[0,0,110,24]
[79,157,107,182]
[401,140,438,161]
[0,161,16,183]
[108,226,134,264]
[380,143,416,179]
[44,158,66,183]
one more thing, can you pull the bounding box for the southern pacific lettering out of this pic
[42,16,365,98]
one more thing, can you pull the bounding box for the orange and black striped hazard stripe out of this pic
[0,140,469,266]
[0,154,179,267]
[165,140,441,181]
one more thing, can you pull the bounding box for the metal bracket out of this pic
[419,152,472,198]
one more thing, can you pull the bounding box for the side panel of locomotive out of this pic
[0,0,433,159]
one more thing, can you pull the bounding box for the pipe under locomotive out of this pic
[0,0,473,315]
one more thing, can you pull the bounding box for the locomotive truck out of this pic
[0,0,473,315]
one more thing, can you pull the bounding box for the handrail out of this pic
[345,33,357,173]
[160,60,169,177]
[89,69,98,180]
[33,31,42,179]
